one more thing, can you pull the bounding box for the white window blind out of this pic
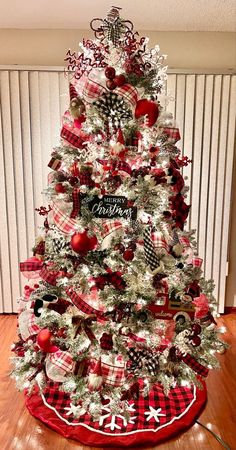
[0,67,235,313]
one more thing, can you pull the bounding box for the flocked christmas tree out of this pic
[11,7,227,446]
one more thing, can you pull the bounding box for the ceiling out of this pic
[0,0,235,31]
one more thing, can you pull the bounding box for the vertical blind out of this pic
[0,67,235,313]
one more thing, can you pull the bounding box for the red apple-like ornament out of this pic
[105,66,116,79]
[106,80,116,90]
[71,231,97,254]
[37,329,58,353]
[113,74,127,87]
[54,183,66,193]
[135,99,159,127]
[88,234,98,251]
[123,249,134,261]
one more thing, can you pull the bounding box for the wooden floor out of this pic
[0,315,235,450]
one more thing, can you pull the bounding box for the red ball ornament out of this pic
[113,74,127,87]
[37,329,58,353]
[123,249,134,261]
[69,176,79,186]
[88,235,98,251]
[54,183,66,193]
[192,323,202,335]
[190,335,201,347]
[71,231,91,254]
[135,99,159,127]
[105,66,116,79]
[106,80,116,90]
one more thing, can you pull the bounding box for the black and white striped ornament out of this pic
[143,227,159,271]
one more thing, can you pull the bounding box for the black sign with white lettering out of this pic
[84,195,137,220]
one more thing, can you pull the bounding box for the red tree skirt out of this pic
[25,381,207,447]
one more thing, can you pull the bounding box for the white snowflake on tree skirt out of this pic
[144,406,166,422]
[98,404,137,431]
[64,402,87,417]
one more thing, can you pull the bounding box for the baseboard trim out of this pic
[224,306,236,314]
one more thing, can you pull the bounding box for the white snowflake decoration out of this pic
[144,406,166,423]
[64,402,87,417]
[98,404,137,431]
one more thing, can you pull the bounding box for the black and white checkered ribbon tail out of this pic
[143,227,159,271]
[53,238,71,254]
[144,353,159,376]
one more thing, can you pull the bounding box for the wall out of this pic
[0,29,235,70]
[0,28,236,307]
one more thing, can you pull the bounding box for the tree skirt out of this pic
[25,381,207,447]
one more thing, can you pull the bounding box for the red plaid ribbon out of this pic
[70,188,80,218]
[191,257,203,268]
[101,355,125,387]
[66,288,104,318]
[53,203,78,234]
[179,236,190,247]
[151,232,169,253]
[20,260,43,272]
[100,219,123,238]
[161,127,181,143]
[28,314,41,336]
[115,84,138,108]
[180,353,209,377]
[48,157,62,171]
[50,350,75,373]
[61,125,85,149]
[82,77,106,103]
[39,266,59,286]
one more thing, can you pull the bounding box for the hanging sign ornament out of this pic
[90,6,134,46]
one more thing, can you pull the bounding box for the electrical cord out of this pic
[196,420,231,450]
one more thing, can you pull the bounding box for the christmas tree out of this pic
[11,7,227,446]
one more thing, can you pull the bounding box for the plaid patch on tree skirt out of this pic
[38,381,199,434]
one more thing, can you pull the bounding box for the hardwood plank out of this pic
[0,315,235,449]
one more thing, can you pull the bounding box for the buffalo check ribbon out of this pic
[66,288,104,318]
[20,260,43,272]
[39,266,59,286]
[61,125,84,149]
[70,188,80,218]
[180,352,209,378]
